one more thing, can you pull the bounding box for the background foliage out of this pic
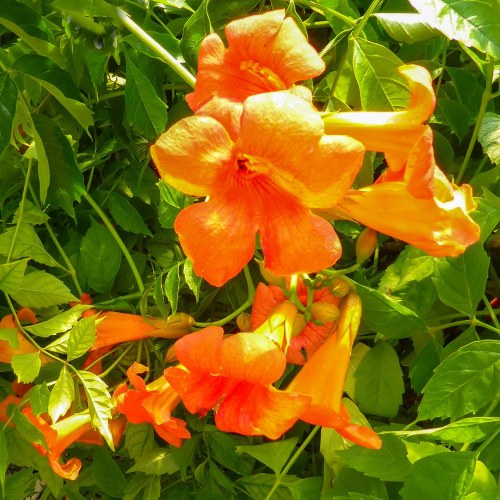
[1,0,500,498]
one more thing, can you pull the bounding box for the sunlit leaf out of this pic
[25,305,90,338]
[48,366,74,423]
[11,352,41,383]
[375,13,441,43]
[0,259,27,295]
[478,112,500,165]
[66,315,97,361]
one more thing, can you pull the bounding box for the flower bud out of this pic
[268,301,298,330]
[291,314,307,338]
[151,313,195,339]
[255,259,286,287]
[165,344,177,363]
[236,312,252,332]
[309,302,341,323]
[330,278,351,297]
[356,228,378,263]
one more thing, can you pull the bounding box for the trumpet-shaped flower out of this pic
[151,91,364,286]
[186,10,325,112]
[323,65,435,171]
[251,281,341,365]
[326,128,480,256]
[164,327,311,439]
[287,293,381,449]
[114,362,191,447]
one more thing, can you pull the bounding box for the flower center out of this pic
[240,60,287,90]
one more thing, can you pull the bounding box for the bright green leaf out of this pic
[375,13,441,43]
[27,382,50,416]
[409,341,442,393]
[0,259,27,295]
[108,192,152,236]
[128,448,179,475]
[183,259,201,302]
[0,72,17,157]
[13,200,49,225]
[478,112,500,165]
[25,305,90,338]
[48,366,74,423]
[165,264,180,315]
[0,328,17,348]
[66,315,97,361]
[11,406,47,449]
[11,352,41,383]
[419,340,500,420]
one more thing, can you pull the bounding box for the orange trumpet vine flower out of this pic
[114,362,191,447]
[251,281,341,365]
[186,9,325,113]
[164,326,311,440]
[287,293,381,449]
[151,91,364,286]
[326,128,480,257]
[323,64,435,172]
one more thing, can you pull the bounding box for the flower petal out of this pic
[151,115,234,197]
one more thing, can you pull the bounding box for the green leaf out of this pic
[400,451,476,500]
[431,99,473,141]
[0,328,17,348]
[80,219,122,293]
[478,112,500,165]
[419,341,500,420]
[206,431,254,475]
[375,13,441,43]
[124,55,168,139]
[165,264,180,315]
[0,429,7,497]
[13,200,49,226]
[27,382,50,416]
[25,305,90,338]
[127,448,179,475]
[352,38,408,111]
[92,447,128,498]
[466,460,498,498]
[0,72,17,157]
[108,192,152,236]
[11,270,77,308]
[471,193,500,242]
[11,352,41,383]
[48,366,74,423]
[31,114,85,216]
[355,282,426,338]
[13,55,93,131]
[236,473,293,500]
[77,370,114,448]
[125,424,155,460]
[157,182,190,229]
[237,437,298,475]
[409,341,442,393]
[355,342,404,418]
[433,243,489,316]
[338,434,411,482]
[183,259,201,301]
[11,406,47,449]
[409,0,500,57]
[0,259,27,295]
[66,315,97,361]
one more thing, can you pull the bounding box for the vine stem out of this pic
[456,54,495,184]
[117,8,196,88]
[265,426,321,500]
[82,191,145,294]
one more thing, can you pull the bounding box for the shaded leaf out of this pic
[0,429,6,496]
[0,72,17,157]
[108,192,152,236]
[92,447,128,498]
[127,448,179,475]
[165,264,180,315]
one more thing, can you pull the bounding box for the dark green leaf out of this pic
[11,352,41,383]
[157,182,190,229]
[0,429,7,497]
[419,340,500,420]
[11,406,47,449]
[127,448,179,475]
[48,366,74,423]
[108,192,152,236]
[92,447,128,498]
[125,424,155,460]
[409,341,442,393]
[431,99,473,141]
[12,200,49,225]
[0,72,17,157]
[0,259,27,294]
[165,264,180,315]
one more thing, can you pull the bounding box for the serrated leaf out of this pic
[237,437,298,475]
[31,114,85,216]
[27,382,50,416]
[124,55,167,139]
[352,38,408,111]
[183,259,201,301]
[400,451,476,500]
[431,99,473,141]
[125,423,155,460]
[66,315,97,361]
[108,192,152,236]
[419,340,500,420]
[409,0,500,58]
[0,259,27,295]
[0,224,60,267]
[236,473,292,500]
[11,352,41,383]
[77,370,113,448]
[338,434,411,482]
[127,448,179,475]
[433,243,489,316]
[13,200,49,225]
[80,219,122,294]
[11,270,77,308]
[165,265,180,315]
[375,13,441,43]
[0,72,17,157]
[11,406,47,449]
[478,112,500,165]
[25,305,90,338]
[355,342,404,418]
[48,366,74,423]
[13,55,93,131]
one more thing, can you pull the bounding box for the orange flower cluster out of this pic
[152,9,479,287]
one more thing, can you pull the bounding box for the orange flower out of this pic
[323,64,435,171]
[287,293,381,449]
[186,10,324,113]
[327,128,480,257]
[251,281,341,365]
[0,394,23,423]
[114,362,190,447]
[151,91,364,286]
[164,326,310,439]
[22,408,97,480]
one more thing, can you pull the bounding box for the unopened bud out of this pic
[330,278,351,297]
[309,302,341,323]
[165,344,177,363]
[255,259,286,287]
[291,314,307,338]
[268,301,298,329]
[151,313,195,339]
[356,228,378,263]
[236,312,252,332]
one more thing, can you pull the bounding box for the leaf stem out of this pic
[456,54,495,184]
[117,8,196,88]
[82,191,145,294]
